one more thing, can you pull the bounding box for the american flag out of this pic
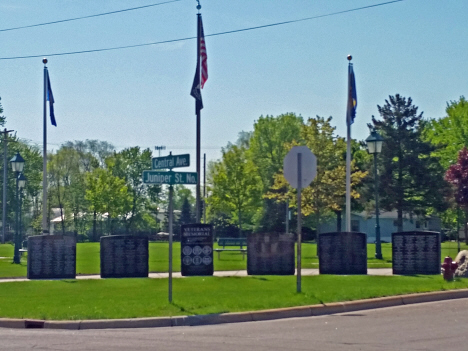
[191,14,207,113]
[199,16,208,88]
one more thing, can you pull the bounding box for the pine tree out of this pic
[372,94,449,232]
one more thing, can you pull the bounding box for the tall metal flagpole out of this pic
[42,58,49,234]
[345,55,352,232]
[195,3,202,223]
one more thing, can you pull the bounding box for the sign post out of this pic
[142,152,196,302]
[283,146,317,293]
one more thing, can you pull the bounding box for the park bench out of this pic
[215,237,248,260]
[213,248,247,260]
[217,237,247,249]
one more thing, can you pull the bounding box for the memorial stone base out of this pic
[27,235,76,279]
[318,232,367,275]
[100,236,149,278]
[392,231,440,275]
[247,233,295,275]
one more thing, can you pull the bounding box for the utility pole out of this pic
[1,128,14,244]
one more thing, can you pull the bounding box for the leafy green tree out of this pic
[425,96,468,169]
[0,97,6,126]
[267,116,367,232]
[106,147,161,234]
[10,141,43,237]
[208,144,261,236]
[85,168,132,238]
[248,113,303,231]
[372,94,449,232]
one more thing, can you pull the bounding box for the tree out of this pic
[208,144,261,236]
[445,147,468,244]
[106,147,161,234]
[267,116,367,232]
[0,97,6,126]
[425,96,468,169]
[248,113,303,230]
[85,168,132,238]
[372,94,449,232]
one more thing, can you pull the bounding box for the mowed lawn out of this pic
[1,274,468,320]
[0,241,466,278]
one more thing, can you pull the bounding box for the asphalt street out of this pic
[1,297,467,350]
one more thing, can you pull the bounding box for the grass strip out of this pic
[0,275,467,320]
[0,241,466,278]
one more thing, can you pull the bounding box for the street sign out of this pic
[283,146,317,189]
[152,154,190,170]
[142,170,197,185]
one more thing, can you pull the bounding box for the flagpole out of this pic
[42,58,48,234]
[195,5,202,223]
[345,55,352,232]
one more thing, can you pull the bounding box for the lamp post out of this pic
[366,128,384,260]
[10,152,25,264]
[18,173,27,252]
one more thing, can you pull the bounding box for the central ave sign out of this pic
[152,154,190,170]
[142,170,197,185]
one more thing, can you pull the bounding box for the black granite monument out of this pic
[100,235,149,278]
[181,224,213,276]
[392,231,440,275]
[318,232,367,275]
[247,233,295,275]
[27,235,76,279]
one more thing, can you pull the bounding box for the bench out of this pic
[19,249,27,256]
[214,248,247,260]
[217,237,247,249]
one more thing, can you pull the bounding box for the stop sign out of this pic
[283,146,317,189]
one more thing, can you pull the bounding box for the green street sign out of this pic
[142,170,197,185]
[152,154,190,170]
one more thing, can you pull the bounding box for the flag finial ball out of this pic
[347,55,352,61]
[42,58,48,64]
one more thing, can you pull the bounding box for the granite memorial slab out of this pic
[392,231,440,275]
[318,232,367,275]
[100,235,149,278]
[247,233,295,275]
[27,235,76,279]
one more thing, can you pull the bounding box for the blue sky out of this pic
[1,0,467,171]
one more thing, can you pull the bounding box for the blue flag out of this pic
[46,70,57,126]
[347,63,357,125]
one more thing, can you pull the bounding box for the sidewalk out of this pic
[0,268,393,283]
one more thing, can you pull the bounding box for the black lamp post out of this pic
[18,173,27,252]
[366,129,384,260]
[10,152,25,264]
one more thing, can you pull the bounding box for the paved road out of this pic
[1,297,467,350]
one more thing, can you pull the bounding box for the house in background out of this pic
[318,210,441,243]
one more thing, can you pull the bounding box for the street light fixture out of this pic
[10,152,25,264]
[366,128,384,260]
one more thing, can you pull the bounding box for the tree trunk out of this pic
[335,210,342,232]
[397,208,403,233]
[93,211,97,242]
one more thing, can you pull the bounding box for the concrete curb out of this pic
[2,289,468,330]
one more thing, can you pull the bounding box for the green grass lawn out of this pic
[0,274,467,320]
[0,241,467,278]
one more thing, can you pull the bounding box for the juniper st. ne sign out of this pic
[142,170,197,185]
[152,154,190,170]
